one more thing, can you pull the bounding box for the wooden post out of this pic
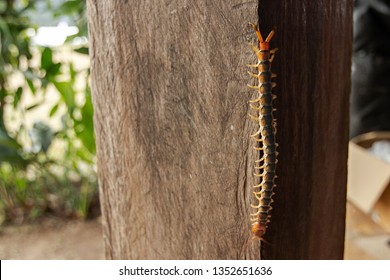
[259,1,353,259]
[87,0,352,259]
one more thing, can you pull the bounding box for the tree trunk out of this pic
[87,0,352,259]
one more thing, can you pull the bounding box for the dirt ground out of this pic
[0,218,104,259]
[0,203,389,259]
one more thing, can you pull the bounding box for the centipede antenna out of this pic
[265,30,275,42]
[250,22,264,43]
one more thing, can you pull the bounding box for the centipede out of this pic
[247,23,278,241]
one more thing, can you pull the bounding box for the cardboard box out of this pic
[347,132,390,232]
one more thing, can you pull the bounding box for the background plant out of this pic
[0,0,98,225]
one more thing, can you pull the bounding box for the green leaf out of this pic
[25,102,42,111]
[69,63,76,82]
[53,82,75,113]
[0,2,6,13]
[24,69,37,94]
[81,91,94,126]
[76,128,95,155]
[0,17,11,41]
[58,0,81,14]
[41,47,53,70]
[49,103,59,117]
[0,89,7,99]
[78,91,95,154]
[74,47,88,55]
[45,62,62,83]
[0,128,26,167]
[15,177,27,191]
[48,63,61,75]
[0,146,27,167]
[26,79,36,93]
[13,87,23,108]
[0,128,22,150]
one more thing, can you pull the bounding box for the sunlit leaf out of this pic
[53,81,75,113]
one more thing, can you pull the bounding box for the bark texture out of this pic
[87,0,352,259]
[87,0,259,259]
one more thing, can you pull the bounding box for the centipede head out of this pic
[259,40,270,52]
[251,222,267,240]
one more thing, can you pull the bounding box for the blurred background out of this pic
[0,0,389,259]
[0,0,102,258]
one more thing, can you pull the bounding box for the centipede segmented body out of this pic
[247,23,278,241]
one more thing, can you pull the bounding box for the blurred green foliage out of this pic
[0,0,98,225]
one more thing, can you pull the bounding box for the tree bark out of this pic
[87,0,352,259]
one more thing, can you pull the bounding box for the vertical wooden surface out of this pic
[87,0,352,259]
[87,0,260,259]
[259,1,352,259]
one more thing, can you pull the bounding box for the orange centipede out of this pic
[247,23,278,241]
